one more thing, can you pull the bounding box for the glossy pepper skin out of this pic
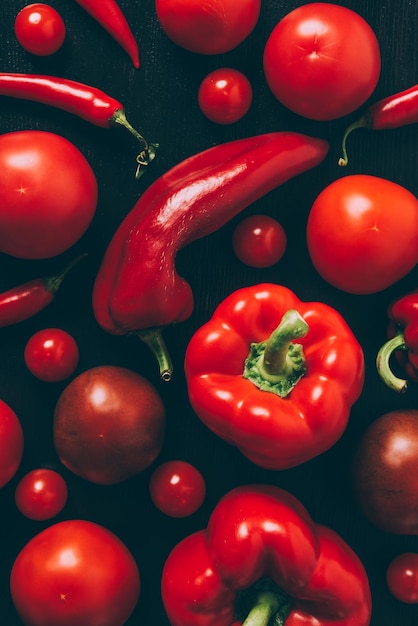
[92,132,329,380]
[184,283,364,469]
[376,290,418,392]
[162,484,372,626]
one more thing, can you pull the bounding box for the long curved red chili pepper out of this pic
[92,131,329,380]
[0,73,157,177]
[339,84,418,166]
[0,254,86,328]
[74,0,140,68]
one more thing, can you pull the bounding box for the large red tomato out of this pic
[263,3,381,120]
[155,0,261,54]
[0,131,98,259]
[10,520,140,626]
[53,365,166,484]
[306,175,418,294]
[0,399,24,487]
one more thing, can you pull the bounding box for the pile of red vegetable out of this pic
[0,1,417,625]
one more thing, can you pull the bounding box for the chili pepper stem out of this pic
[110,109,158,178]
[135,329,173,382]
[338,117,368,166]
[44,252,88,294]
[243,310,309,397]
[376,332,408,393]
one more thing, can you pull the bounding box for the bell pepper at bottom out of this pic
[184,284,364,469]
[161,484,372,626]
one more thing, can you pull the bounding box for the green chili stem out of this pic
[111,109,158,178]
[376,332,408,393]
[135,328,173,382]
[44,252,88,294]
[338,117,368,167]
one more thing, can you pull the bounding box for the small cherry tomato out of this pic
[15,468,68,520]
[232,214,287,268]
[24,328,79,382]
[198,68,253,124]
[155,0,261,55]
[263,3,380,120]
[386,553,418,603]
[149,460,206,517]
[0,400,24,488]
[15,3,66,56]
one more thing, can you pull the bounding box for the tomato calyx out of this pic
[376,331,409,393]
[110,109,158,178]
[243,309,308,397]
[134,328,173,381]
[235,578,292,626]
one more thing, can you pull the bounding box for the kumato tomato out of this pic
[0,131,98,259]
[53,366,166,484]
[155,0,261,54]
[263,3,381,120]
[10,520,140,626]
[306,174,418,294]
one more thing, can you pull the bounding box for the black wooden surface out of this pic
[0,1,417,624]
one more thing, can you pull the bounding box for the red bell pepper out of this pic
[161,484,372,626]
[376,290,418,392]
[92,132,329,380]
[184,283,364,469]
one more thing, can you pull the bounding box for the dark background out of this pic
[0,1,418,624]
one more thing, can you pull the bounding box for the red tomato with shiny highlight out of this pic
[263,3,381,120]
[15,468,68,520]
[24,328,79,382]
[232,214,287,268]
[10,519,140,626]
[155,0,261,54]
[198,68,253,124]
[387,553,418,603]
[150,460,206,517]
[307,175,418,294]
[15,3,66,56]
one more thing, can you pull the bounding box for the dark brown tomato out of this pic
[53,365,166,484]
[352,410,418,534]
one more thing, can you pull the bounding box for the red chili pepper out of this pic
[338,84,418,166]
[376,290,418,392]
[0,73,156,177]
[0,254,86,328]
[162,484,372,626]
[74,0,140,68]
[92,132,329,380]
[184,283,364,469]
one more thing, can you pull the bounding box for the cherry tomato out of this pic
[263,3,381,120]
[0,400,24,488]
[198,68,253,124]
[24,328,79,382]
[0,130,98,259]
[150,460,206,517]
[15,468,68,520]
[10,519,140,626]
[54,366,166,484]
[155,0,261,54]
[15,3,66,56]
[232,214,287,268]
[387,553,418,603]
[306,174,418,294]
